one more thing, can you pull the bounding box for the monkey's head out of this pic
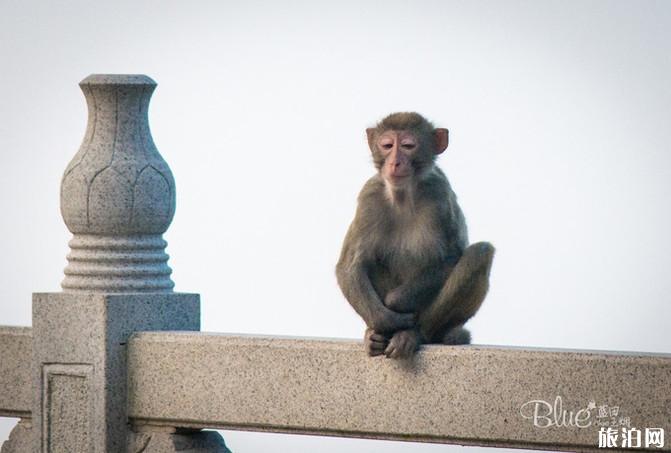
[366,112,448,188]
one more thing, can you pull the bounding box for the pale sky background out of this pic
[0,1,670,451]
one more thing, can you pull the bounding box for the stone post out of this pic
[2,75,229,453]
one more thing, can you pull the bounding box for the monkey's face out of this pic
[374,130,419,187]
[366,121,449,188]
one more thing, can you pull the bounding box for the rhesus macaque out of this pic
[336,112,494,359]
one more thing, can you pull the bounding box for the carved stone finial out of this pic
[60,74,175,293]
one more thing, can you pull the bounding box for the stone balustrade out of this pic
[0,74,669,452]
[1,328,670,451]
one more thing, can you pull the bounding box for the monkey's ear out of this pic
[366,128,376,149]
[434,128,449,154]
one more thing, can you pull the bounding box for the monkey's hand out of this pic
[364,328,389,357]
[369,307,414,334]
[384,329,421,359]
[384,287,416,313]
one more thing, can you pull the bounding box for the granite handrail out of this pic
[126,332,670,452]
[0,327,31,419]
[1,328,670,451]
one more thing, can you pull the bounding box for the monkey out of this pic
[335,112,494,359]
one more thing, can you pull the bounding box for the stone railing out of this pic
[0,75,669,452]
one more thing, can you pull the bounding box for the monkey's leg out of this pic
[418,242,495,343]
[441,324,472,345]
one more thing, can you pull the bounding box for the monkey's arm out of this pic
[336,248,414,334]
[383,268,447,314]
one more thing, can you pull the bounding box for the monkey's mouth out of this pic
[388,174,411,183]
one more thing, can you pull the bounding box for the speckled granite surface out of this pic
[128,333,671,451]
[0,326,31,418]
[30,293,199,452]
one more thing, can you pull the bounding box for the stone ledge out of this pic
[0,326,31,418]
[127,333,671,451]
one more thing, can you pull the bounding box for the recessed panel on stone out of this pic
[42,364,93,453]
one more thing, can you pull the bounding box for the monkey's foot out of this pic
[442,326,471,345]
[384,329,420,359]
[364,328,389,356]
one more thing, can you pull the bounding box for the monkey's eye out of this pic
[401,142,416,150]
[381,143,393,150]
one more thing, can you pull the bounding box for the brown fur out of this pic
[336,112,494,359]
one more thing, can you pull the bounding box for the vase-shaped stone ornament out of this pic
[60,74,175,293]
